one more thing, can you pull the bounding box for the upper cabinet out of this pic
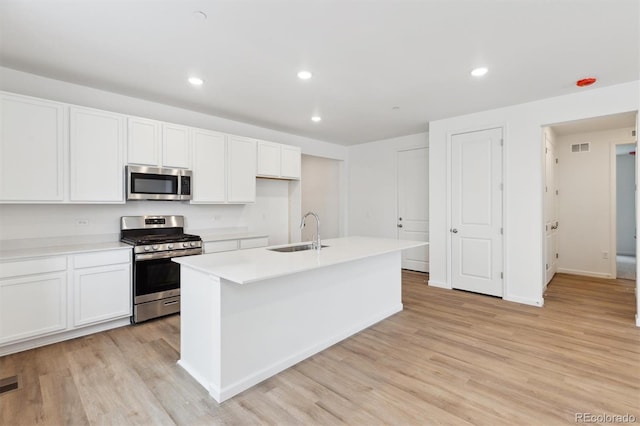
[256,140,301,180]
[191,130,256,204]
[281,145,302,179]
[0,93,66,202]
[191,129,227,203]
[69,106,126,203]
[128,117,191,169]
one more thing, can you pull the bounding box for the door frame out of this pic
[612,140,638,278]
[446,125,506,297]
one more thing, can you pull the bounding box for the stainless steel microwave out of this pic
[126,165,192,201]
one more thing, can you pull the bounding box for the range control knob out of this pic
[190,241,196,247]
[144,246,151,252]
[167,244,174,249]
[183,242,189,248]
[152,245,159,250]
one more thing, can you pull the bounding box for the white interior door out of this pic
[451,128,503,297]
[397,148,429,272]
[545,132,559,285]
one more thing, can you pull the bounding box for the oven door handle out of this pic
[135,248,203,261]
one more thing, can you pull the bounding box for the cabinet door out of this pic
[0,272,67,343]
[281,145,301,179]
[70,107,126,202]
[256,140,281,177]
[227,135,256,203]
[191,129,227,203]
[128,117,161,166]
[0,93,66,201]
[162,123,191,169]
[73,263,131,327]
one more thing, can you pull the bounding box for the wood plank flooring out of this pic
[1,272,638,425]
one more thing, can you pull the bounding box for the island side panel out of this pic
[218,251,402,402]
[177,266,222,398]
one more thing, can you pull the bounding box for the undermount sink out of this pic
[268,243,329,253]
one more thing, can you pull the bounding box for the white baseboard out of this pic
[557,268,614,279]
[0,317,131,356]
[428,279,450,289]
[503,294,544,307]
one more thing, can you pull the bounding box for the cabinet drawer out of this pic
[0,256,67,279]
[204,240,239,253]
[73,250,131,269]
[239,237,269,249]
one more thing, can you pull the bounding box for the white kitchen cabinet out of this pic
[0,248,133,356]
[228,135,257,203]
[0,257,68,344]
[191,131,256,204]
[72,250,131,327]
[281,145,302,179]
[192,129,227,203]
[162,123,191,169]
[128,117,191,169]
[0,92,66,202]
[256,140,301,180]
[128,116,160,166]
[256,140,281,177]
[70,106,126,202]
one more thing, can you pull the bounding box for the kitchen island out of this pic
[173,236,427,403]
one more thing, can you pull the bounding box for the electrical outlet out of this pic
[76,219,89,226]
[602,251,609,259]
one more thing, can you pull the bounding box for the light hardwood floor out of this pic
[1,272,638,425]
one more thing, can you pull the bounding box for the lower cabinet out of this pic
[0,271,67,344]
[204,236,269,254]
[0,248,132,355]
[71,250,131,327]
[73,264,131,327]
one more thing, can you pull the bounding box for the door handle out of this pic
[450,228,458,233]
[397,224,403,228]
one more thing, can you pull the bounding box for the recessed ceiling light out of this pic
[471,67,488,77]
[392,106,400,110]
[311,116,322,122]
[188,77,204,86]
[297,71,313,80]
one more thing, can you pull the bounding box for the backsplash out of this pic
[0,179,290,245]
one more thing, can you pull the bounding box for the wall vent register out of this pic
[570,143,590,153]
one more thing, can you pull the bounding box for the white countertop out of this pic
[195,230,269,243]
[0,240,131,261]
[173,236,427,284]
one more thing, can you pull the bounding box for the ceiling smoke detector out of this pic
[576,77,597,87]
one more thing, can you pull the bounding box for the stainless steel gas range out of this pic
[120,215,202,323]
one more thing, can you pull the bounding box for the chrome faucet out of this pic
[300,211,321,250]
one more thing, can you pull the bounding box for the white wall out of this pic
[301,155,342,242]
[0,179,292,245]
[617,151,637,256]
[429,81,639,307]
[555,128,634,278]
[0,67,348,246]
[348,132,428,238]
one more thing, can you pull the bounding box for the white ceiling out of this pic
[0,0,638,145]
[551,111,637,136]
